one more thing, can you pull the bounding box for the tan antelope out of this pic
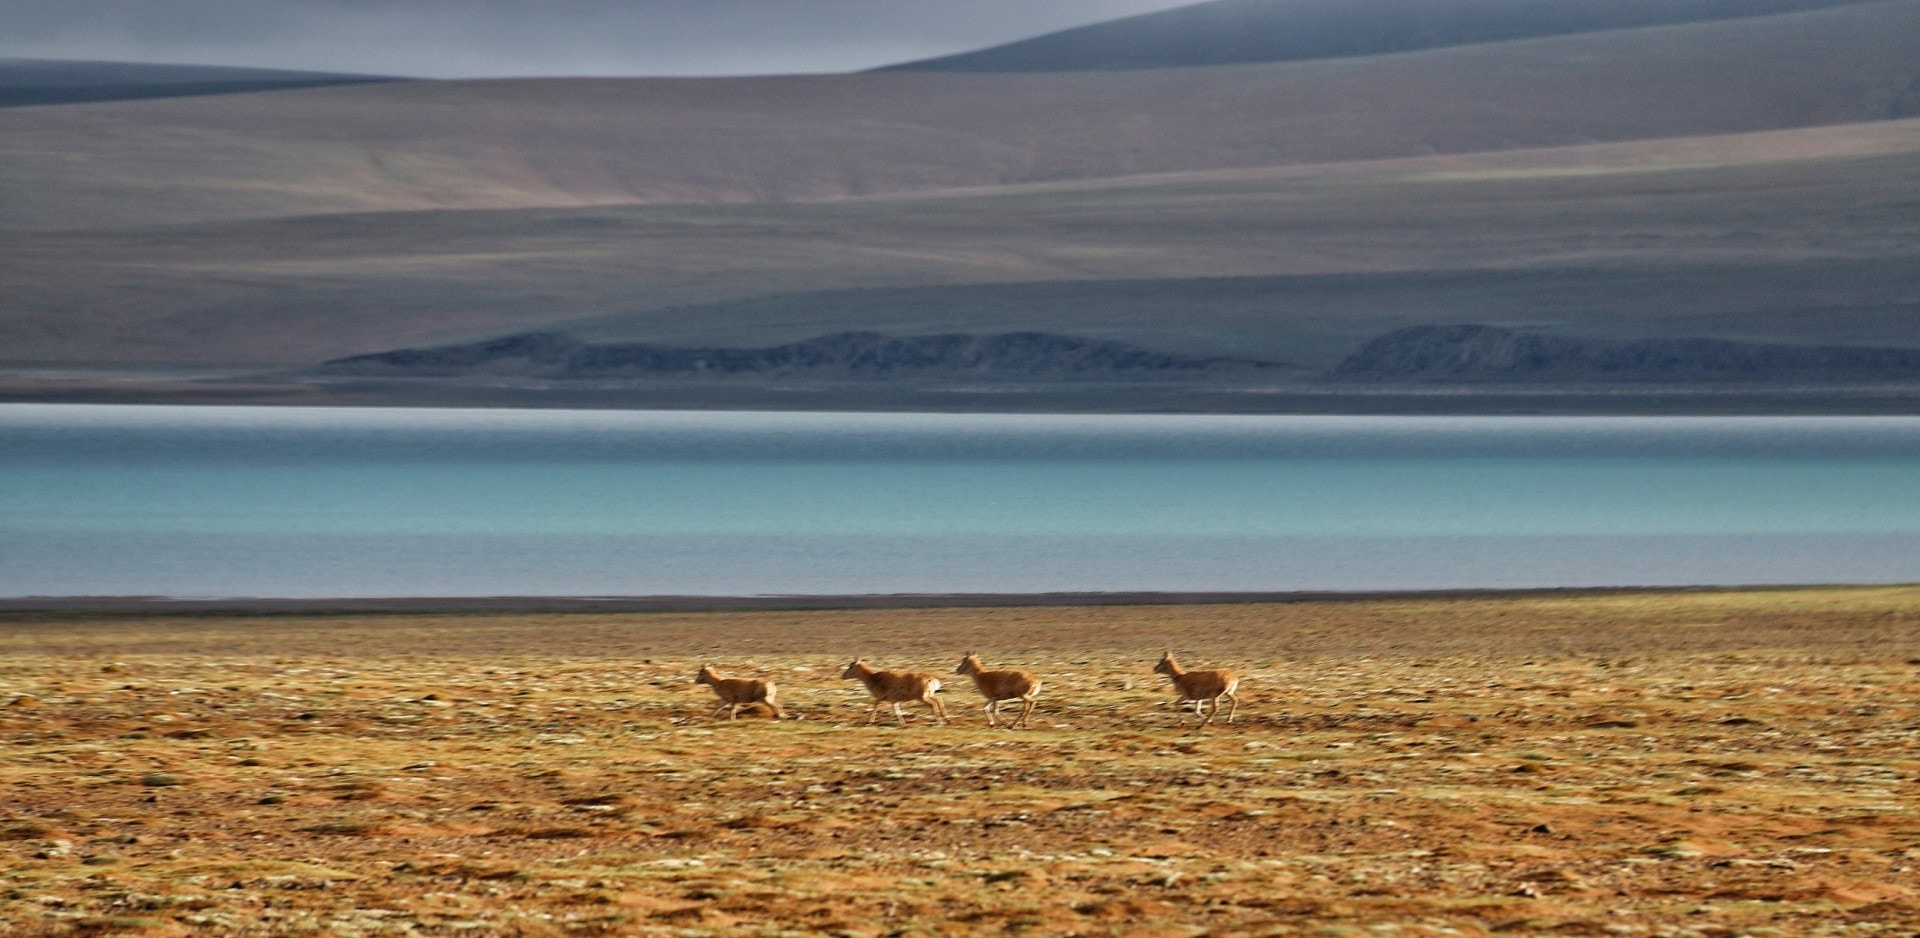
[1153,651,1240,727]
[841,659,947,726]
[694,665,783,721]
[954,653,1042,729]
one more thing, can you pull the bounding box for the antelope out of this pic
[694,665,783,721]
[841,659,947,725]
[1153,651,1240,727]
[954,653,1042,729]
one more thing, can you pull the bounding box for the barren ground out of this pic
[2,587,1918,935]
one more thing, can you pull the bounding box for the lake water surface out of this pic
[3,405,1919,598]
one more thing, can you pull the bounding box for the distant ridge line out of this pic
[876,0,1885,73]
[0,57,407,109]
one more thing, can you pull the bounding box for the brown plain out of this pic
[3,585,1919,934]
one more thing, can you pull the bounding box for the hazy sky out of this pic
[0,0,1203,77]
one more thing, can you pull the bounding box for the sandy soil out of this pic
[2,586,1917,935]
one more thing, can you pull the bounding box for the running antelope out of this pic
[841,659,947,726]
[954,653,1042,729]
[694,665,783,721]
[1153,651,1240,727]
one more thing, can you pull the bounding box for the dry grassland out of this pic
[2,587,1918,936]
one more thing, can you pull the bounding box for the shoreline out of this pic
[2,582,1905,616]
[7,374,1920,415]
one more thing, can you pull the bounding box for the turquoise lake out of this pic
[3,405,1919,598]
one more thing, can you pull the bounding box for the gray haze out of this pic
[0,0,1200,78]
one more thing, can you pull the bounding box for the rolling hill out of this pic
[0,0,1915,231]
[879,0,1881,72]
[2,117,1914,373]
[2,0,1918,411]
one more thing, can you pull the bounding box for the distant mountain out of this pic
[878,0,1880,72]
[1326,325,1920,383]
[4,2,1920,411]
[0,58,402,109]
[319,332,1290,381]
[2,0,1914,231]
[4,116,1915,371]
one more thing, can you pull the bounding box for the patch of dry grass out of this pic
[1,587,1917,935]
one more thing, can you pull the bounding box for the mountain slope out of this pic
[3,118,1914,369]
[880,0,1880,72]
[1,0,1915,231]
[0,58,401,109]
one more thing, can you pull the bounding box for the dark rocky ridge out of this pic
[1327,325,1920,383]
[320,331,1291,381]
[0,58,402,109]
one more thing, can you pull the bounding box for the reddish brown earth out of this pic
[2,587,1917,935]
